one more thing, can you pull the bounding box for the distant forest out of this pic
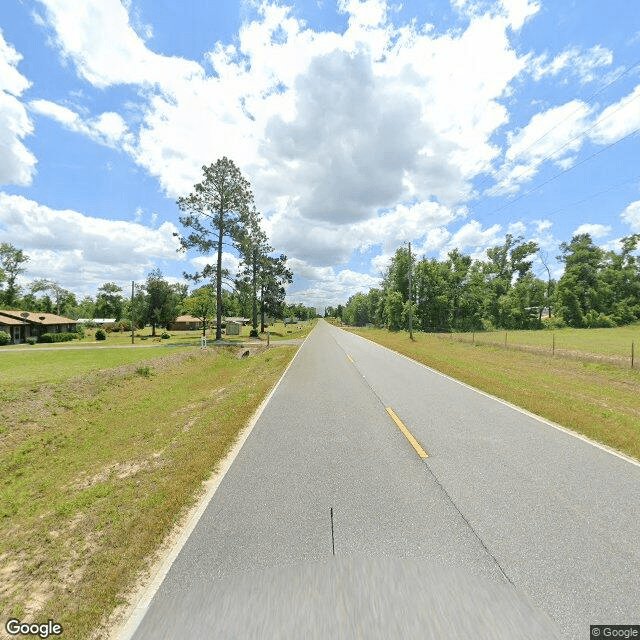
[329,233,640,331]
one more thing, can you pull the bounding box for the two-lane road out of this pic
[124,319,639,639]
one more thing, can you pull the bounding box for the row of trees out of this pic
[335,233,640,331]
[0,159,298,335]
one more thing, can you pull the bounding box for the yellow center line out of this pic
[347,354,354,363]
[385,407,429,459]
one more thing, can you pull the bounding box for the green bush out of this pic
[0,331,10,346]
[75,327,86,339]
[26,337,37,345]
[584,311,616,329]
[161,331,170,339]
[249,329,259,338]
[38,332,77,343]
[95,328,107,341]
[541,316,566,329]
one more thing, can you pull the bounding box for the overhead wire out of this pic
[483,88,640,199]
[471,55,640,198]
[486,125,640,216]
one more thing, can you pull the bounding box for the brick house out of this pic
[169,314,205,331]
[0,310,77,344]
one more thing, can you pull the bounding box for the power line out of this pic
[473,56,640,193]
[484,87,640,199]
[485,126,640,217]
[534,173,640,220]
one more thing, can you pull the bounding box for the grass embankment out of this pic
[343,327,640,461]
[0,345,297,639]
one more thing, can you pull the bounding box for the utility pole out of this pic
[408,242,413,340]
[131,280,135,344]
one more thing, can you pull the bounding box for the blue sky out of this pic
[1,0,639,312]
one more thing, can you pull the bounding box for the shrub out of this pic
[584,311,616,329]
[39,332,77,343]
[0,331,10,346]
[95,328,107,341]
[75,327,86,339]
[103,323,118,333]
[541,316,566,330]
[161,331,170,339]
[249,329,259,338]
[26,337,37,345]
[136,366,150,377]
[84,320,98,328]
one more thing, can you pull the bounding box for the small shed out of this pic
[226,321,240,336]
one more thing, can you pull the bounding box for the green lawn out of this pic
[0,346,193,386]
[442,324,640,361]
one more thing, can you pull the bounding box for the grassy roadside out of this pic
[343,327,640,461]
[0,345,297,639]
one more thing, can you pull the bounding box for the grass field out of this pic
[445,324,640,363]
[343,326,640,462]
[0,343,297,640]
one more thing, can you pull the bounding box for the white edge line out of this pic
[116,335,311,640]
[335,325,640,469]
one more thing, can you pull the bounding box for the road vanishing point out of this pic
[121,319,639,640]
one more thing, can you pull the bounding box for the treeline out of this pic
[0,159,316,334]
[0,242,314,334]
[330,233,640,331]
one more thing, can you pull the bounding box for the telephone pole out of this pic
[408,242,413,340]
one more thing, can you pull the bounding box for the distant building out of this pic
[169,315,205,330]
[77,318,115,326]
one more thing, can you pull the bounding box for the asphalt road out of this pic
[124,319,639,640]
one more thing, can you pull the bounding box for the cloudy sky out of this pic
[1,0,639,311]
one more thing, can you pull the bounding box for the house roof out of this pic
[0,315,26,325]
[0,310,77,325]
[173,315,203,323]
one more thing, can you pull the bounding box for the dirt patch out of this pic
[72,459,160,491]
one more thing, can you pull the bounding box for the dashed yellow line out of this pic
[385,407,429,459]
[347,354,354,363]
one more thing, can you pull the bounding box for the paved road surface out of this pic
[124,319,639,639]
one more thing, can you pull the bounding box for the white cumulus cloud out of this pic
[621,200,640,232]
[0,30,36,186]
[0,193,181,293]
[573,223,612,239]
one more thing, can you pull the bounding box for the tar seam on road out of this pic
[421,458,514,586]
[330,325,514,587]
